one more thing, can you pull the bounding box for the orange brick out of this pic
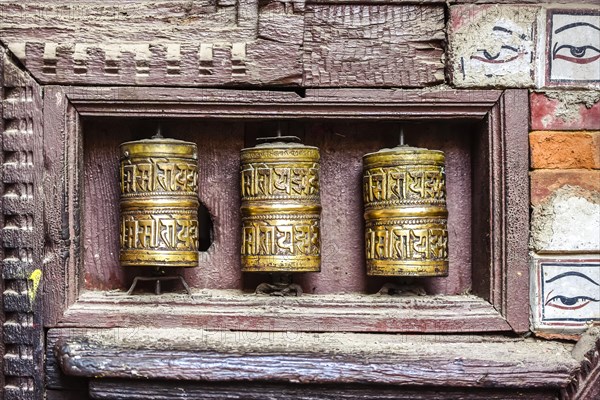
[530,169,600,206]
[529,131,600,169]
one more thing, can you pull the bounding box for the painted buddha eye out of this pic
[471,45,521,64]
[552,44,600,64]
[545,294,599,310]
[552,21,600,64]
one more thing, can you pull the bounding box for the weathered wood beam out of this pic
[51,328,578,388]
[561,328,600,400]
[88,379,561,400]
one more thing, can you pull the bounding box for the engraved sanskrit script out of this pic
[121,214,199,250]
[241,219,320,257]
[363,166,445,204]
[121,158,198,194]
[365,224,448,261]
[241,163,319,198]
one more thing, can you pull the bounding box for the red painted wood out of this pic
[42,87,82,327]
[66,86,503,119]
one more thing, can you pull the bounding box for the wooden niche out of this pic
[44,87,529,334]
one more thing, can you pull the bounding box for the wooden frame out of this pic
[2,0,599,396]
[42,86,530,334]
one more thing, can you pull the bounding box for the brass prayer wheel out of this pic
[119,137,199,268]
[240,137,321,272]
[363,144,448,277]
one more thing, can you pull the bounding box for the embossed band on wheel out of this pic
[241,256,321,273]
[367,260,449,277]
[241,213,321,272]
[120,207,200,267]
[241,161,320,200]
[120,251,199,267]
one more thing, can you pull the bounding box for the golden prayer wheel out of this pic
[240,137,321,273]
[119,136,199,268]
[362,144,448,277]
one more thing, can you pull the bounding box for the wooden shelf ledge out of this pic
[56,290,512,332]
[49,327,579,389]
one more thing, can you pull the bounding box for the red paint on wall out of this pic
[531,92,600,131]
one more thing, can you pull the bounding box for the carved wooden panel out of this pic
[0,1,446,87]
[561,328,600,400]
[303,4,445,86]
[0,0,303,86]
[0,50,44,400]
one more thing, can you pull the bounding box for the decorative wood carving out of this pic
[561,328,600,400]
[303,4,445,87]
[1,75,532,398]
[0,3,551,399]
[0,49,44,400]
[0,0,302,86]
[0,1,446,87]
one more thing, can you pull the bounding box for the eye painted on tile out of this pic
[552,22,600,64]
[553,44,600,64]
[545,292,599,310]
[470,26,526,64]
[471,46,521,64]
[544,271,600,310]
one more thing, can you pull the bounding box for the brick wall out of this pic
[449,4,599,334]
[528,93,599,334]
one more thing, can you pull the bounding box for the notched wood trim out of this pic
[1,46,45,400]
[0,1,448,88]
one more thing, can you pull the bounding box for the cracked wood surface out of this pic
[50,328,578,388]
[0,0,445,87]
[87,380,562,400]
